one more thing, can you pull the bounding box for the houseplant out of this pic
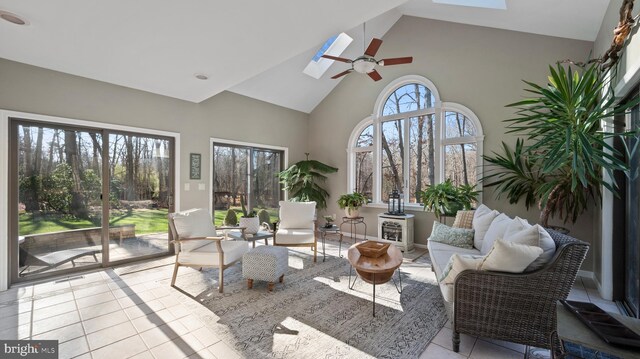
[482,63,639,227]
[337,192,368,218]
[419,179,478,218]
[278,153,338,209]
[238,195,260,234]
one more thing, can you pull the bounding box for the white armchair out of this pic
[168,208,249,292]
[273,201,317,262]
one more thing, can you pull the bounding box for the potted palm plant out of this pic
[482,63,639,227]
[278,153,338,209]
[337,192,368,218]
[419,179,478,219]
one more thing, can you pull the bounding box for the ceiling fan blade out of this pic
[321,54,352,63]
[331,69,353,79]
[364,38,383,57]
[379,57,413,66]
[367,69,382,82]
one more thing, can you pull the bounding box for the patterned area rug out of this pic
[177,248,447,358]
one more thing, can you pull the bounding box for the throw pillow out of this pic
[503,223,556,271]
[439,253,484,285]
[480,213,512,255]
[472,204,499,250]
[481,239,543,273]
[429,221,475,249]
[452,210,475,229]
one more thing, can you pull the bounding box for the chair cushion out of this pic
[178,240,248,266]
[472,204,499,250]
[429,221,474,249]
[275,229,315,245]
[480,213,512,255]
[172,208,217,252]
[279,201,316,229]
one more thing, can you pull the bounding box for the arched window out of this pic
[348,76,484,207]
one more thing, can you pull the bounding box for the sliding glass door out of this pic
[12,122,104,278]
[107,133,173,262]
[10,119,174,282]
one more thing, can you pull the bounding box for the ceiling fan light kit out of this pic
[322,37,413,82]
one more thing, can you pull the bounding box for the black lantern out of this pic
[386,189,405,215]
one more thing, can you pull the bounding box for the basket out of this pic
[356,241,390,258]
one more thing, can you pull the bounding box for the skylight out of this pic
[303,32,353,80]
[432,0,507,10]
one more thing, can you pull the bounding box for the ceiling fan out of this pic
[322,37,413,81]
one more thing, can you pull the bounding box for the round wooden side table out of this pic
[347,243,403,317]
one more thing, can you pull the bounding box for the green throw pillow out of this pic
[430,221,475,249]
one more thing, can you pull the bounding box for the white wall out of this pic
[0,58,310,290]
[309,16,595,267]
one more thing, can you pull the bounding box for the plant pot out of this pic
[239,217,260,235]
[345,208,360,218]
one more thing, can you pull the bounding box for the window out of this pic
[348,75,484,207]
[211,140,285,226]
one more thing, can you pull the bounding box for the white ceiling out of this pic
[0,0,610,113]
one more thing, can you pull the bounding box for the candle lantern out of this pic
[386,189,405,215]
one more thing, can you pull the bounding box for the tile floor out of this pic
[0,238,620,359]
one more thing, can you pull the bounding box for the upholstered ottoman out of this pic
[242,246,288,291]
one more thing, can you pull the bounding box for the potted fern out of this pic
[337,192,368,218]
[419,179,478,219]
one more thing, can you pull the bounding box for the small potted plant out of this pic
[419,179,478,218]
[238,195,260,234]
[337,192,368,218]
[322,215,335,228]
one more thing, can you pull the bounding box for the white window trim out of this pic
[347,76,484,209]
[0,109,181,291]
[209,137,288,216]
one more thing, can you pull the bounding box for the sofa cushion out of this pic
[429,221,474,249]
[472,205,499,250]
[427,240,481,282]
[278,201,316,229]
[480,239,543,273]
[452,210,475,229]
[480,213,512,255]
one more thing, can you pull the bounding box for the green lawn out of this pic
[19,208,169,236]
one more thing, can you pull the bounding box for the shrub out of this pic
[224,209,238,226]
[257,209,271,229]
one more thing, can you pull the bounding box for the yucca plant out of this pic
[278,153,338,209]
[483,63,639,227]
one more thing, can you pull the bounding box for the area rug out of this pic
[180,249,447,359]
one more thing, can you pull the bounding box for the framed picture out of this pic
[189,153,201,180]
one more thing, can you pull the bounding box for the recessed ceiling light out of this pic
[194,73,209,80]
[0,10,28,26]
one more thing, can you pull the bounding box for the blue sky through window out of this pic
[311,35,339,62]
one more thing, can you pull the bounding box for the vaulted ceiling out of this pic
[0,0,610,113]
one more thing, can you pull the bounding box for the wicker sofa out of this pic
[428,225,589,352]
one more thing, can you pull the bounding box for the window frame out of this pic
[347,75,484,209]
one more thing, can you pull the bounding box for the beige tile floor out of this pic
[0,238,620,359]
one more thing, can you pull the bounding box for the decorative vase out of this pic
[345,208,360,218]
[239,217,260,235]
